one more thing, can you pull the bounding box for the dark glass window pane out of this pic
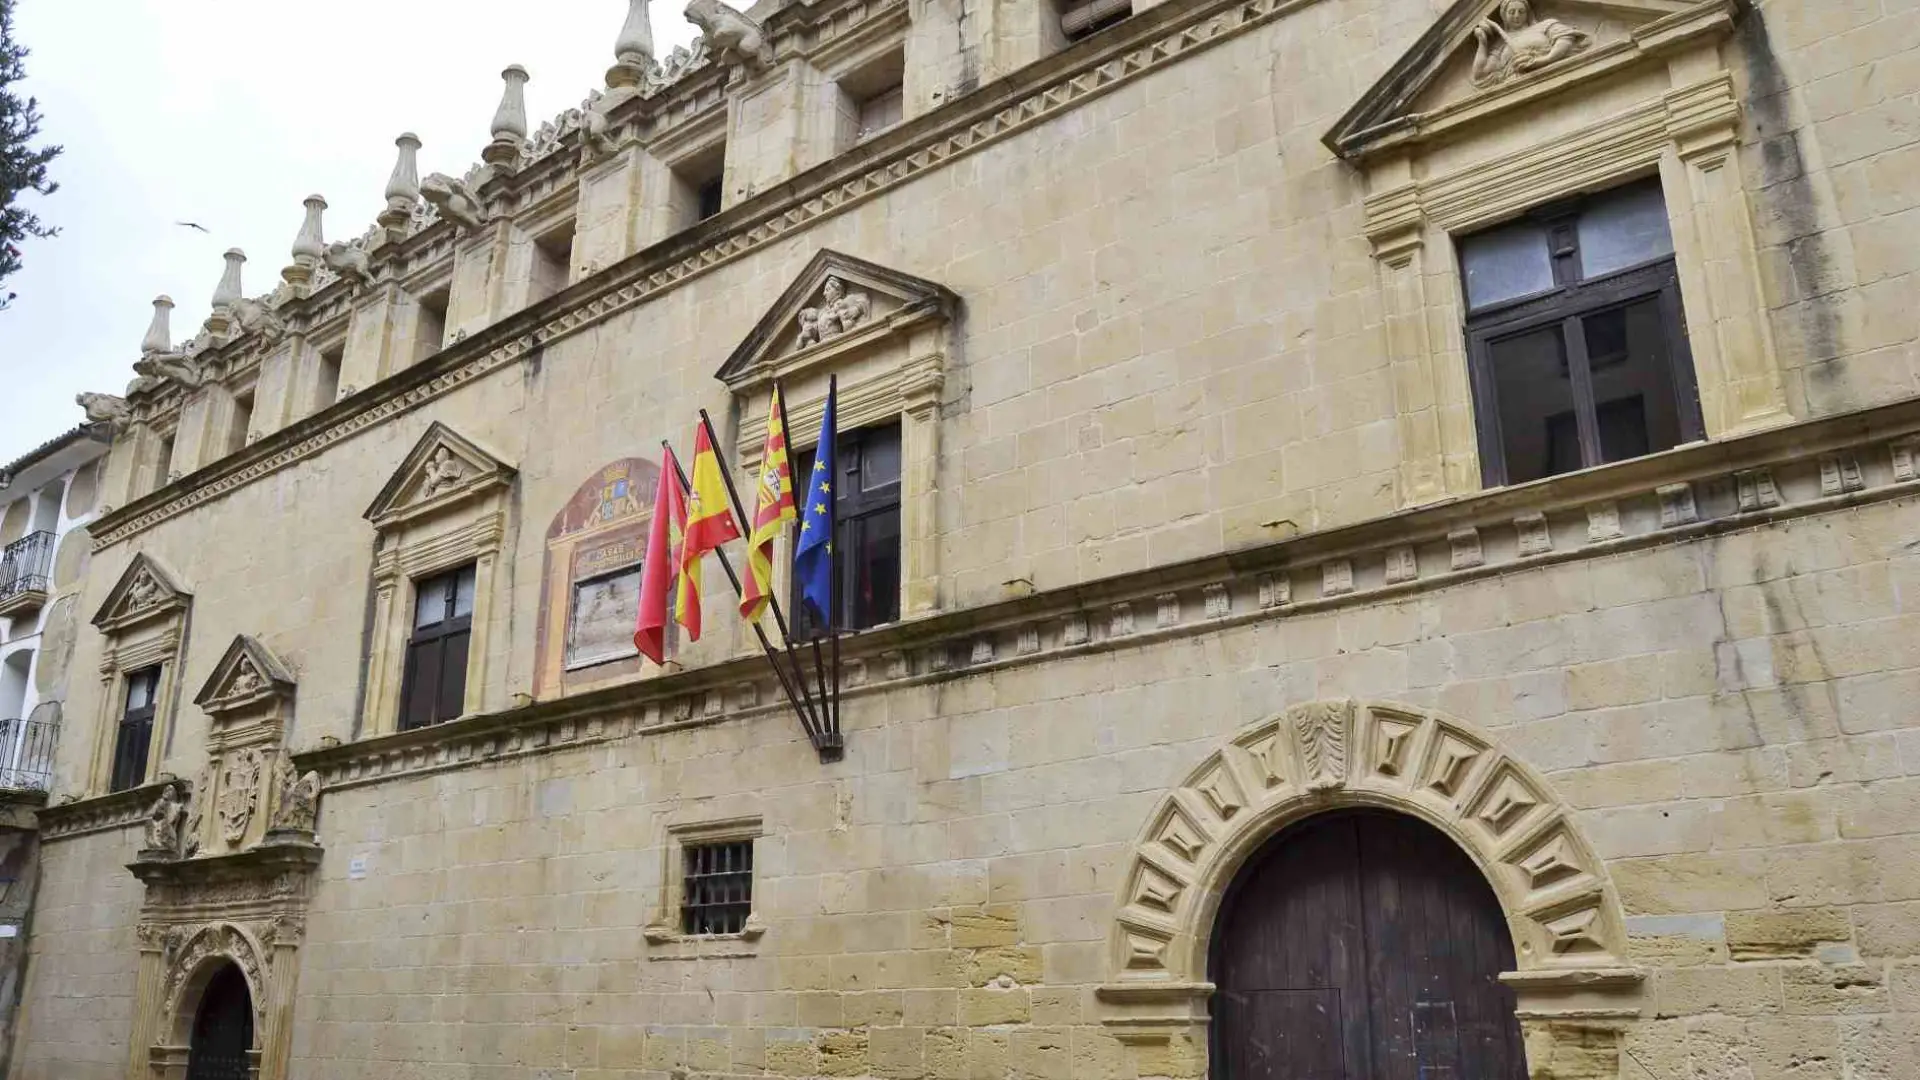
[1584,294,1683,460]
[851,507,902,630]
[858,427,902,489]
[401,640,440,731]
[438,629,471,722]
[1488,325,1577,483]
[1460,220,1554,309]
[111,666,161,792]
[1577,180,1674,278]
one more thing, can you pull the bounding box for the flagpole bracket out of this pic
[810,730,845,762]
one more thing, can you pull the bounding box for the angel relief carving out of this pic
[144,783,186,855]
[125,570,162,612]
[793,276,873,351]
[269,755,321,836]
[419,447,468,500]
[228,656,264,699]
[1469,0,1591,88]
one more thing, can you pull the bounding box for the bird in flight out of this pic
[175,221,211,233]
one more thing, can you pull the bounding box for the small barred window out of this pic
[681,840,754,935]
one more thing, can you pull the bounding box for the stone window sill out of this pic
[642,914,766,961]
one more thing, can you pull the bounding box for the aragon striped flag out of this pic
[675,421,742,642]
[634,446,686,664]
[740,387,797,622]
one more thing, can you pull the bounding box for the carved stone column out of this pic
[900,350,944,618]
[257,922,304,1080]
[128,924,172,1078]
[1662,65,1791,437]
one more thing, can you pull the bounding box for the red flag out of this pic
[634,447,687,664]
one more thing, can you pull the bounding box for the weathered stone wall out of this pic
[269,493,1920,1078]
[9,826,143,1080]
[17,0,1920,1076]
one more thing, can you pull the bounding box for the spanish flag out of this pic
[634,447,686,664]
[740,388,797,622]
[675,421,742,641]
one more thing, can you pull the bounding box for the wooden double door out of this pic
[1211,810,1526,1080]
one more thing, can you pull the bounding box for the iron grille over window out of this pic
[110,666,161,792]
[681,840,754,935]
[399,564,475,730]
[1458,179,1704,487]
[793,422,902,636]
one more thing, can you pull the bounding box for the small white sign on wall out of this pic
[0,924,18,938]
[348,855,368,880]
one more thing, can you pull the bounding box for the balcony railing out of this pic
[0,531,53,612]
[0,716,57,792]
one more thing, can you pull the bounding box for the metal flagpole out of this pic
[776,389,839,756]
[694,410,838,754]
[662,439,822,742]
[826,374,842,742]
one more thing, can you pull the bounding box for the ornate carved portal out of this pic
[126,635,322,1080]
[1095,701,1645,1078]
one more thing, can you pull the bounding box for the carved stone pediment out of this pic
[195,635,296,716]
[363,422,517,529]
[714,248,959,389]
[1323,0,1729,161]
[92,553,192,634]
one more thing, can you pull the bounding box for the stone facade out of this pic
[12,0,1920,1077]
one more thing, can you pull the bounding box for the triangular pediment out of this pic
[92,553,190,633]
[194,635,295,712]
[715,249,958,386]
[364,422,516,528]
[1325,0,1727,161]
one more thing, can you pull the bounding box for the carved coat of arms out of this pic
[217,749,263,846]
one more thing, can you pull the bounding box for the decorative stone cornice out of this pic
[91,0,1328,551]
[294,396,1920,793]
[43,777,181,842]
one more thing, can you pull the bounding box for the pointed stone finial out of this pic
[206,249,246,335]
[377,133,423,235]
[283,195,327,291]
[607,0,658,91]
[141,295,175,355]
[483,66,531,169]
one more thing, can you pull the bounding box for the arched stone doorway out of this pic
[185,961,255,1080]
[1210,808,1525,1080]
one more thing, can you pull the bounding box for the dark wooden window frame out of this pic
[110,665,161,793]
[793,422,903,635]
[1463,202,1704,489]
[398,564,475,731]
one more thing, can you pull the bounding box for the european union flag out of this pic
[794,382,837,627]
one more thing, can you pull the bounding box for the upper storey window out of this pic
[1060,0,1132,40]
[793,422,902,635]
[1459,180,1703,487]
[400,563,475,730]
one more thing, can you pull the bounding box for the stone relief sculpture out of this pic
[793,276,873,350]
[145,783,186,855]
[75,392,132,432]
[270,757,321,835]
[217,749,263,847]
[322,241,373,287]
[125,569,163,612]
[228,656,264,699]
[132,351,207,390]
[684,0,774,69]
[183,767,209,856]
[227,296,287,345]
[1470,0,1590,87]
[1291,699,1350,791]
[420,447,467,499]
[420,172,488,231]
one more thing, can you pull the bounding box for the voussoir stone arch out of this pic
[162,922,268,1048]
[1103,699,1629,994]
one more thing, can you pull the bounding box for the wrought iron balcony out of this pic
[0,531,53,618]
[0,715,57,792]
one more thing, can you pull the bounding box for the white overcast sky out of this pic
[0,0,715,457]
